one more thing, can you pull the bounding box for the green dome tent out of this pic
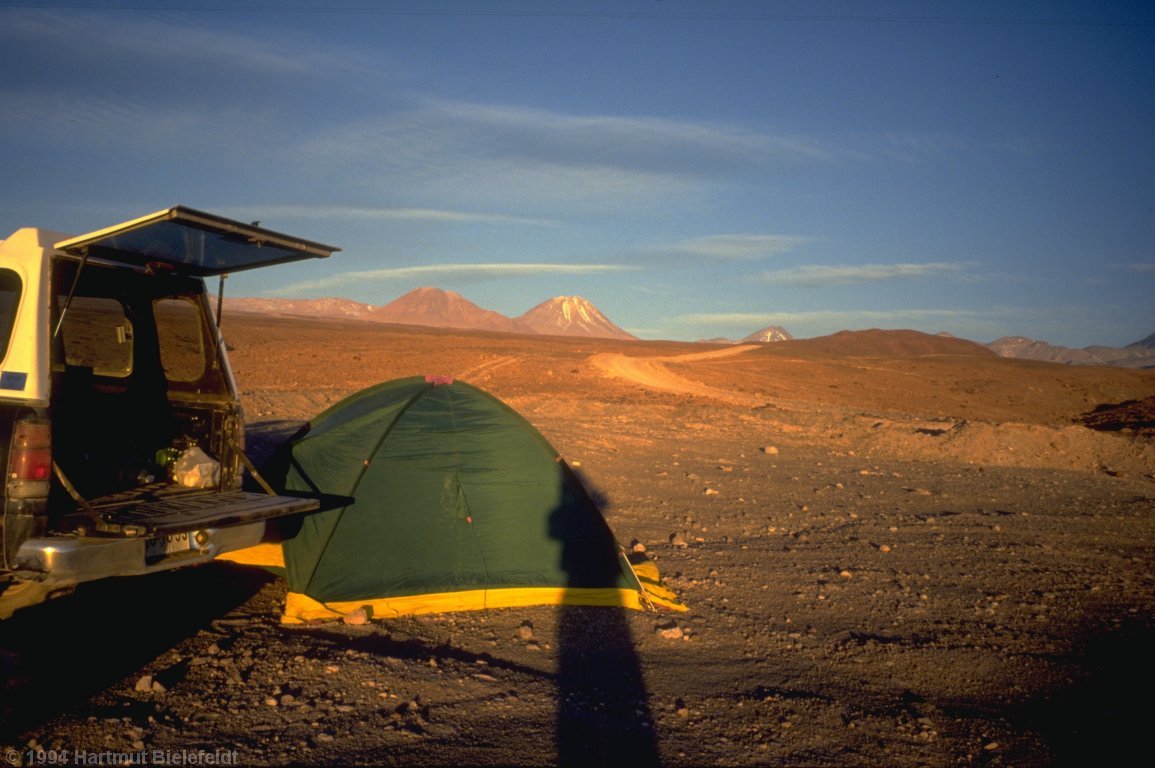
[227,376,683,622]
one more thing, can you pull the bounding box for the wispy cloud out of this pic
[875,132,970,163]
[425,100,835,168]
[675,308,994,328]
[762,262,973,286]
[837,130,1024,164]
[650,234,811,261]
[1126,261,1155,273]
[220,205,556,228]
[0,9,382,154]
[0,10,367,78]
[301,99,837,211]
[2,10,842,215]
[268,262,637,296]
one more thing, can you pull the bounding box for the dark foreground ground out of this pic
[3,317,1154,767]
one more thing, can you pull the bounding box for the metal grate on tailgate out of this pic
[96,490,319,536]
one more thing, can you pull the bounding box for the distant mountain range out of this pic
[222,287,637,340]
[707,327,1155,368]
[986,334,1155,368]
[221,289,1154,367]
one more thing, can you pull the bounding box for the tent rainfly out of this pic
[223,375,684,622]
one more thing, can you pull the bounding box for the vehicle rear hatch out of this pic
[52,206,340,533]
[54,205,339,275]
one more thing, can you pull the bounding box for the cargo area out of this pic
[47,260,241,531]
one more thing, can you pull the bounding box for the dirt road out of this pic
[591,344,764,405]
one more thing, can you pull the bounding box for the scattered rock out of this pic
[134,675,158,693]
[342,608,369,626]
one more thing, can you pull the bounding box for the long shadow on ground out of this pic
[0,563,274,741]
[1014,618,1155,767]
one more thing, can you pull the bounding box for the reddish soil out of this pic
[3,313,1154,767]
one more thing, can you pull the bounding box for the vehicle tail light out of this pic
[8,417,52,499]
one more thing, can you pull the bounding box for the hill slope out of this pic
[369,287,521,334]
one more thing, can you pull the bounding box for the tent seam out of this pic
[300,382,435,592]
[445,386,496,591]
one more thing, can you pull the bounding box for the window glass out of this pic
[154,298,205,382]
[0,269,21,362]
[58,296,133,377]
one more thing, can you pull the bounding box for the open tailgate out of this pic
[95,490,320,536]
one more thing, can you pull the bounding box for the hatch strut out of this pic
[216,273,227,329]
[210,271,275,496]
[52,248,90,339]
[53,461,95,515]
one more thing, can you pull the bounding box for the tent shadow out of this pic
[551,468,660,768]
[286,626,553,682]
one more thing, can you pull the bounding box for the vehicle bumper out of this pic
[11,520,271,587]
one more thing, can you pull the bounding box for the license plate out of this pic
[145,531,194,560]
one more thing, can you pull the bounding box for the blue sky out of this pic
[1,1,1152,346]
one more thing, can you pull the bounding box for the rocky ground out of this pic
[2,315,1154,767]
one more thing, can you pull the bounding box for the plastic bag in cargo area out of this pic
[172,446,220,488]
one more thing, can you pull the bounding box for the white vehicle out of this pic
[0,206,338,617]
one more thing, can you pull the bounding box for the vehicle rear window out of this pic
[154,297,205,382]
[57,296,133,378]
[0,269,20,363]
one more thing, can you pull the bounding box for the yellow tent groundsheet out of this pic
[220,542,686,623]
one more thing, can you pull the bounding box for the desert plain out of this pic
[3,312,1154,767]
